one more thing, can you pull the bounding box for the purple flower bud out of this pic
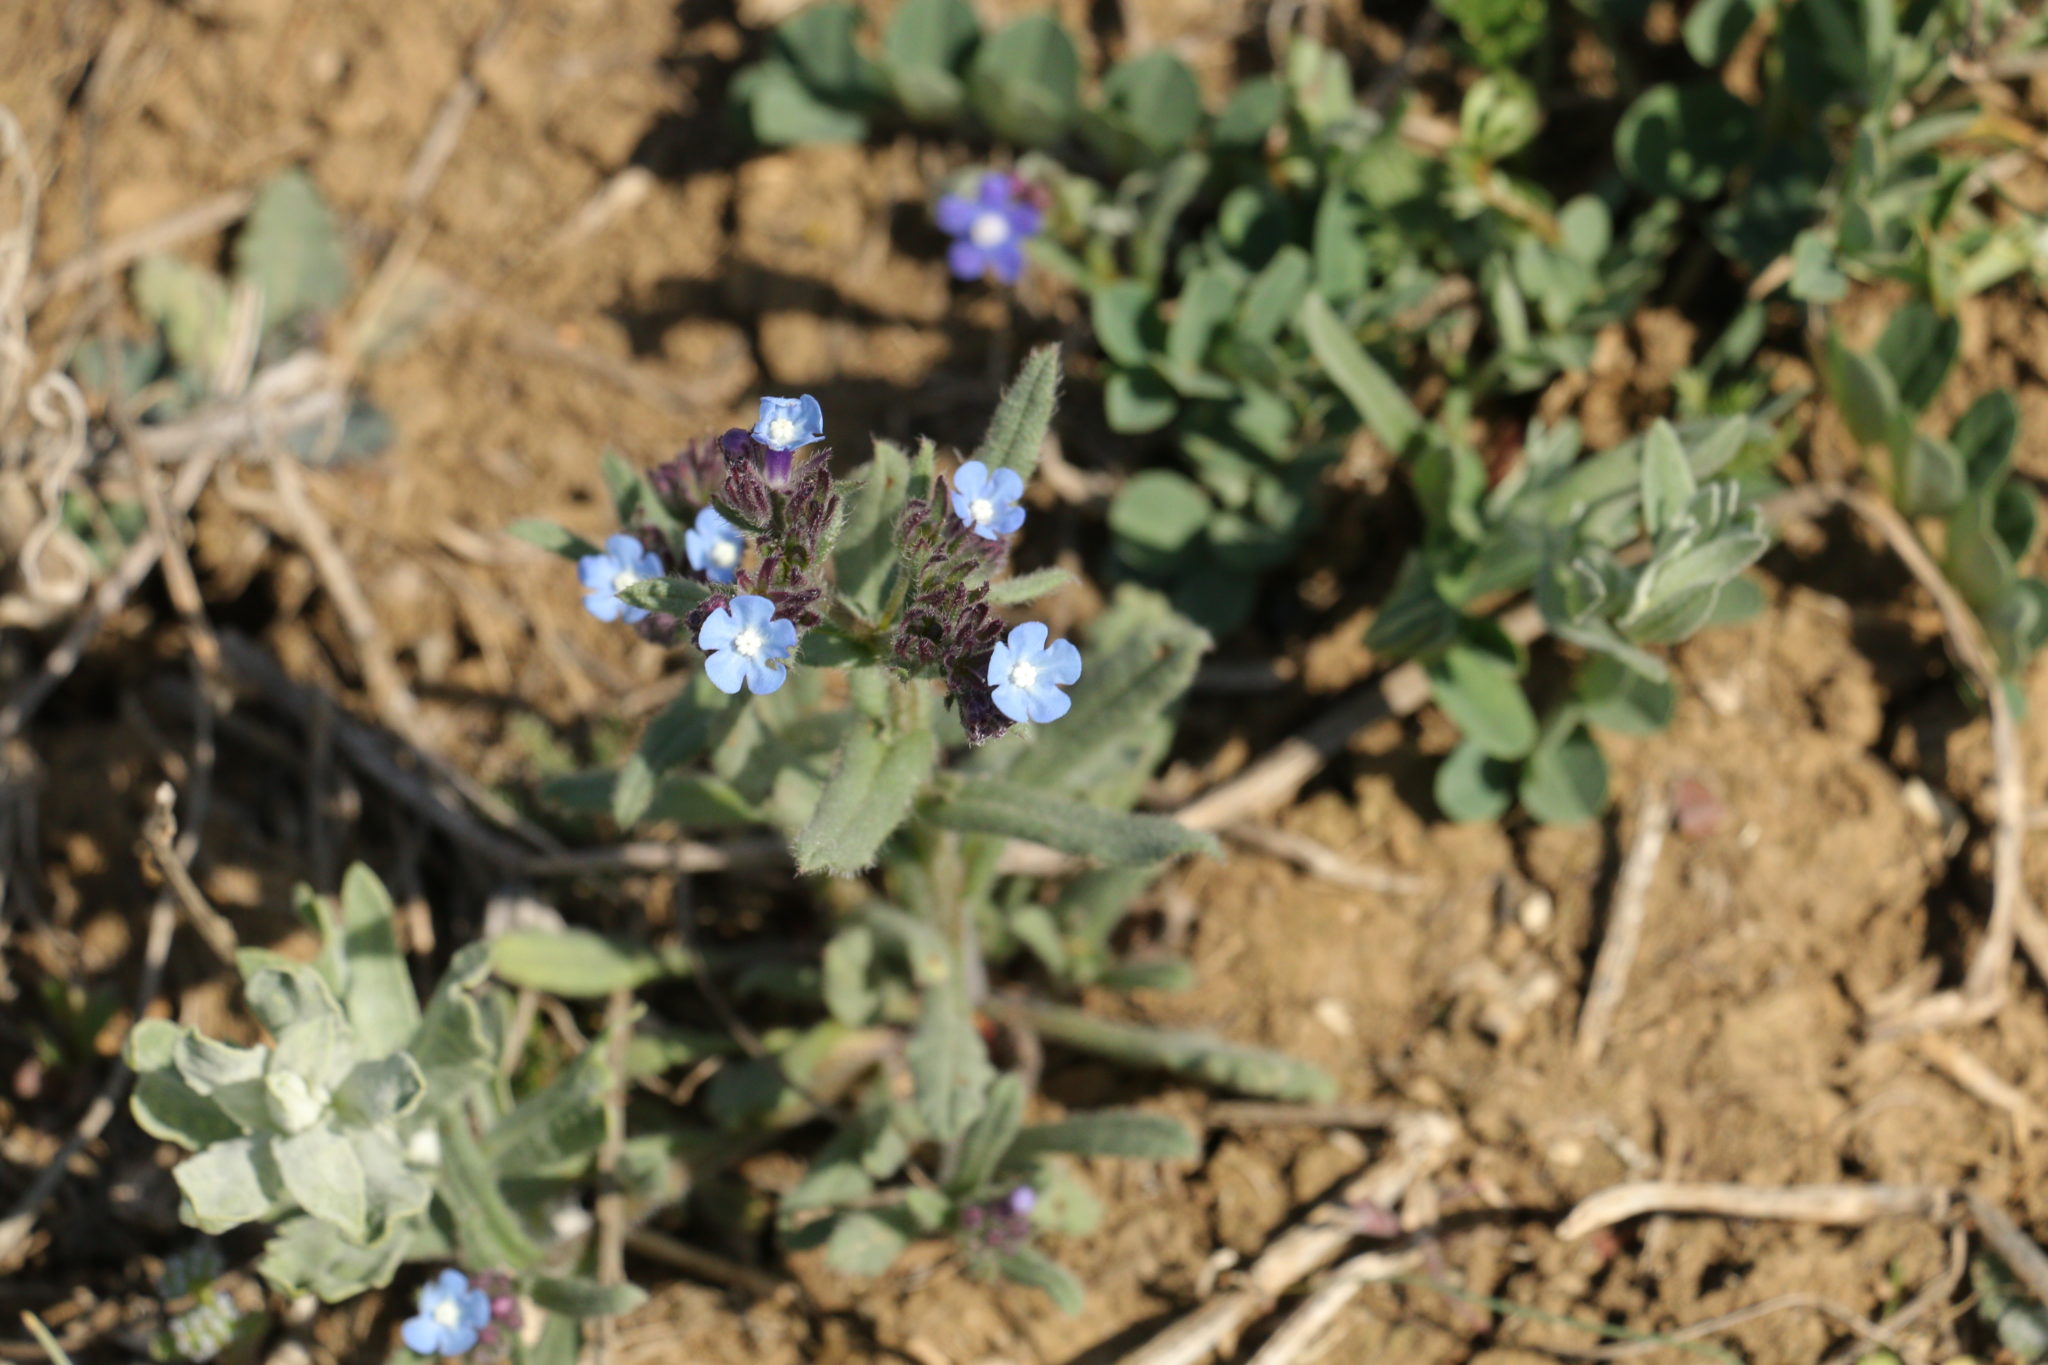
[1006,1186,1037,1216]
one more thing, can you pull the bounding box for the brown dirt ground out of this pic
[5,2,2048,1364]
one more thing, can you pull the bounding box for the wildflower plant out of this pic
[126,864,646,1360]
[508,350,1334,1304]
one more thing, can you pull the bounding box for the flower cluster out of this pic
[938,173,1043,285]
[958,1185,1037,1255]
[152,1242,245,1363]
[573,393,1080,734]
[402,1269,523,1359]
[160,1287,240,1363]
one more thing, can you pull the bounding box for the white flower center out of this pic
[970,212,1011,249]
[1008,659,1041,690]
[709,539,739,568]
[611,568,642,595]
[432,1298,465,1329]
[969,496,995,524]
[767,416,799,447]
[731,625,767,659]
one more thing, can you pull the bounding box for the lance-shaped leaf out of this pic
[795,711,938,876]
[973,344,1062,478]
[616,577,712,617]
[834,439,913,617]
[1299,293,1420,454]
[1954,389,2020,487]
[1002,1110,1198,1164]
[411,943,496,1107]
[1875,300,1960,414]
[995,1246,1084,1313]
[988,566,1074,606]
[1519,718,1609,825]
[507,518,599,561]
[438,1116,543,1271]
[133,1070,243,1149]
[529,1277,650,1320]
[1824,333,1902,449]
[928,778,1216,865]
[1638,420,1696,537]
[337,864,420,1058]
[906,973,993,1143]
[949,1070,1027,1196]
[485,1039,615,1177]
[1020,1002,1336,1101]
[490,930,691,997]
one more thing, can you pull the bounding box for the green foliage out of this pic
[128,865,637,1358]
[76,169,392,466]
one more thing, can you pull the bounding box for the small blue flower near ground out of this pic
[684,506,746,583]
[752,395,824,452]
[948,460,1027,540]
[402,1269,492,1358]
[937,173,1041,284]
[577,534,664,624]
[698,594,799,696]
[988,621,1081,723]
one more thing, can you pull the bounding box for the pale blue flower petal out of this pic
[697,606,739,652]
[1040,639,1083,686]
[745,659,789,695]
[402,1317,442,1355]
[1023,683,1071,723]
[990,504,1026,536]
[991,682,1031,723]
[704,649,748,694]
[954,461,991,499]
[1007,620,1050,655]
[730,593,776,629]
[583,591,624,623]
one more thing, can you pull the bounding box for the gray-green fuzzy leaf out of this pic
[973,344,1061,478]
[795,717,937,876]
[275,1127,369,1241]
[928,779,1216,865]
[338,863,421,1058]
[529,1276,650,1320]
[1003,1110,1198,1163]
[234,169,350,328]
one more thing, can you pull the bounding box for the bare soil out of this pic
[5,2,2048,1364]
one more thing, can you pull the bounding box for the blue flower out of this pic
[937,173,1042,285]
[577,534,665,624]
[948,460,1026,540]
[751,395,824,453]
[402,1269,492,1358]
[987,621,1081,723]
[683,506,745,584]
[698,594,798,696]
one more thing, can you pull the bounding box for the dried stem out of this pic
[1556,1181,1951,1242]
[1576,784,1674,1065]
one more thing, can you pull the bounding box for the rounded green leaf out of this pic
[1615,83,1758,199]
[1426,639,1539,760]
[1576,654,1676,736]
[1109,470,1212,559]
[967,15,1081,146]
[1435,740,1516,824]
[1519,722,1610,825]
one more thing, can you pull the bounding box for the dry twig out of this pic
[1966,1190,2048,1308]
[1556,1180,1951,1242]
[1840,489,2037,1036]
[1115,1113,1458,1365]
[1576,784,1674,1065]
